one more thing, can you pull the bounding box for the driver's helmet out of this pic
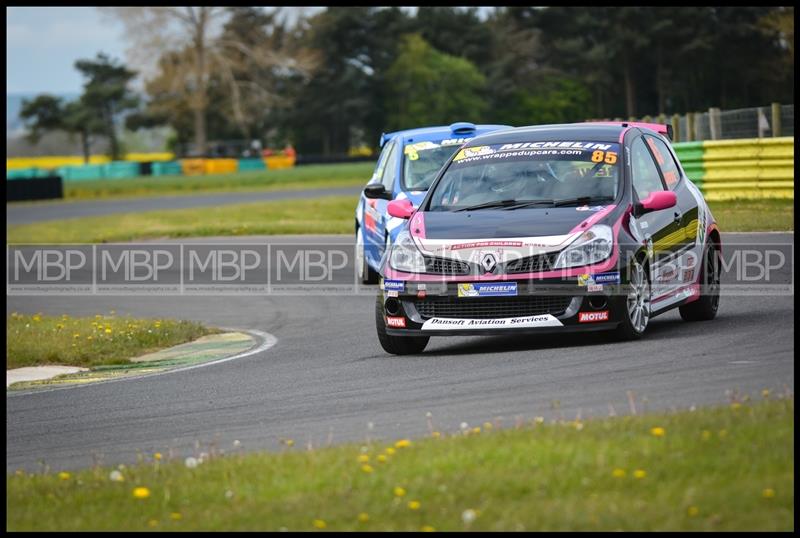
[484,163,528,194]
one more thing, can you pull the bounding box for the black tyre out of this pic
[375,295,429,355]
[613,257,651,341]
[356,227,379,284]
[679,241,720,321]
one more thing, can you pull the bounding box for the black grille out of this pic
[414,295,572,319]
[424,257,470,275]
[502,252,559,274]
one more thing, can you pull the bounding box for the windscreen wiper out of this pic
[551,196,616,207]
[453,199,519,211]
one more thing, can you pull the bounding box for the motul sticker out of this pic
[578,311,609,323]
[421,314,563,330]
[386,316,406,328]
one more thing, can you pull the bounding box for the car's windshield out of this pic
[427,141,621,211]
[402,141,466,191]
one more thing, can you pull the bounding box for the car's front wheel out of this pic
[356,227,379,284]
[613,257,651,340]
[375,295,429,355]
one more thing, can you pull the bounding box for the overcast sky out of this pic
[7,6,496,95]
[7,7,127,94]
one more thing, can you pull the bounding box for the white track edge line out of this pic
[6,329,277,397]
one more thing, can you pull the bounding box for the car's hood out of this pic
[408,205,618,262]
[421,206,611,239]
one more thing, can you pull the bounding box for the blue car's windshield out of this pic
[427,141,621,211]
[402,141,464,191]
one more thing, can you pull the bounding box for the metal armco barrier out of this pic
[7,175,63,202]
[673,137,794,200]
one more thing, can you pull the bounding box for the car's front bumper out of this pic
[380,276,627,337]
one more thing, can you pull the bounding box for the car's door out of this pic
[365,140,399,264]
[644,133,708,288]
[628,135,687,294]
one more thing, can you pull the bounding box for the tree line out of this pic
[22,6,794,159]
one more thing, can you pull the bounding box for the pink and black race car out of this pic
[374,122,721,355]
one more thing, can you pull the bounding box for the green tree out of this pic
[19,95,102,164]
[74,53,140,160]
[385,34,486,130]
[415,7,494,69]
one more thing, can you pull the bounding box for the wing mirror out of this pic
[387,199,415,219]
[363,184,392,200]
[634,190,677,216]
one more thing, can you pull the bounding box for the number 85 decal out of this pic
[591,150,618,164]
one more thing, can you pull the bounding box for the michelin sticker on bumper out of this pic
[457,282,518,297]
[382,280,405,292]
[421,314,563,331]
[593,272,620,284]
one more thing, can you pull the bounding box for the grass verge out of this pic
[708,199,794,232]
[7,195,357,243]
[7,312,214,370]
[6,398,793,531]
[7,197,792,244]
[58,162,374,201]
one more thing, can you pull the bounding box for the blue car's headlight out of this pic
[554,224,614,269]
[389,230,427,273]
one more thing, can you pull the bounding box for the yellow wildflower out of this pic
[763,488,776,499]
[377,454,388,463]
[361,464,374,474]
[132,487,151,499]
[633,469,647,479]
[421,525,436,532]
[312,519,326,529]
[58,471,71,480]
[650,426,665,437]
[385,447,396,456]
[357,454,370,464]
[358,513,370,523]
[394,486,407,497]
[687,506,699,517]
[612,468,626,478]
[395,439,412,449]
[408,500,421,510]
[170,512,182,520]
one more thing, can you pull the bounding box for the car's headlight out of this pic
[554,224,614,269]
[389,230,427,273]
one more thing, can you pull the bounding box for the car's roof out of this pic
[466,123,630,146]
[384,124,512,145]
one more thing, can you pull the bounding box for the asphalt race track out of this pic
[6,186,362,226]
[6,232,794,472]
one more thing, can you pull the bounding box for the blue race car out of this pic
[355,122,512,283]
